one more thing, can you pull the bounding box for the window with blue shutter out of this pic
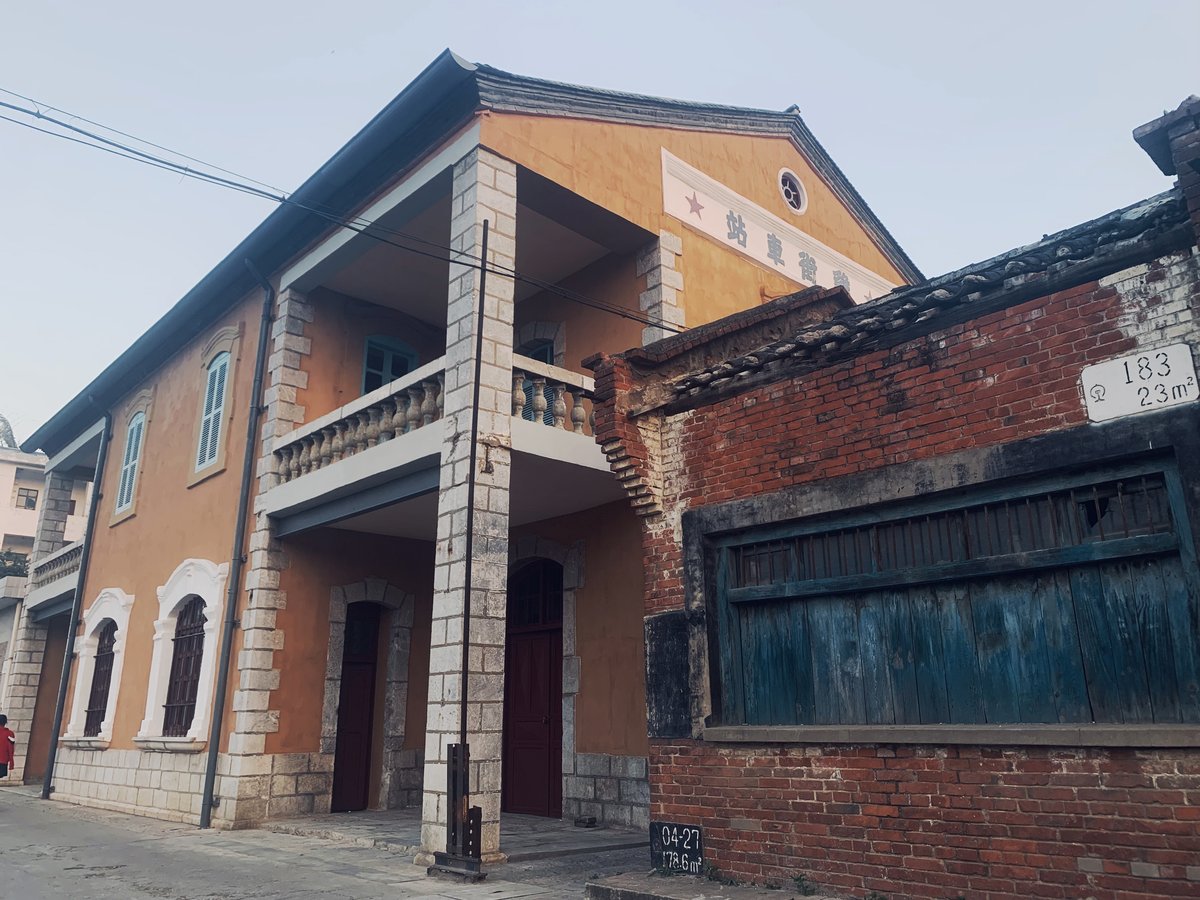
[115,412,145,513]
[196,352,229,470]
[362,337,416,394]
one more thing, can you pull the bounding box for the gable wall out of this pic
[481,112,907,330]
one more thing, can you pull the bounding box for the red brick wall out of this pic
[593,249,1200,898]
[652,742,1200,898]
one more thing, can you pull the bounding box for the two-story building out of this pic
[8,50,918,862]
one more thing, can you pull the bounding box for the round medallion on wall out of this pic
[778,169,808,215]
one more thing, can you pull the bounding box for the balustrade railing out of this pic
[274,358,446,485]
[511,355,595,436]
[31,540,83,589]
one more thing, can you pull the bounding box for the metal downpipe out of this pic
[198,261,275,828]
[41,410,112,800]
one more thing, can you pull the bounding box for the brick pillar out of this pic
[419,148,517,863]
[638,230,685,345]
[2,470,81,780]
[216,288,312,825]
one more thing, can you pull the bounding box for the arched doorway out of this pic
[502,558,563,818]
[331,602,381,812]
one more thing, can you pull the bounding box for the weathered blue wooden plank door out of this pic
[807,597,865,724]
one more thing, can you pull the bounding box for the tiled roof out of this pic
[668,189,1191,403]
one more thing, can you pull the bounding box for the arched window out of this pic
[64,587,133,748]
[115,411,146,514]
[518,339,556,425]
[362,337,417,394]
[163,596,207,737]
[136,559,228,750]
[83,620,118,737]
[196,351,229,470]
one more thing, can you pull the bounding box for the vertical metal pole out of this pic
[458,219,489,750]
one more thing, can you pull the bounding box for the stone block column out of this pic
[638,230,685,345]
[2,469,81,781]
[32,471,77,559]
[216,288,312,825]
[419,148,517,863]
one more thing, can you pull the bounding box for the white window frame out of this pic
[63,588,134,749]
[134,558,228,752]
[112,388,154,528]
[196,351,230,471]
[188,326,242,487]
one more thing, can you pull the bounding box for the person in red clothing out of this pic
[0,714,15,778]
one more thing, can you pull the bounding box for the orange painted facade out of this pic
[67,291,263,752]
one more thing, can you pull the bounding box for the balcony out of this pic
[261,354,621,539]
[24,540,84,620]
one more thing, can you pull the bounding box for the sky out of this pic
[1,1,1197,445]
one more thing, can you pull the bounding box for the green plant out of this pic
[0,550,28,578]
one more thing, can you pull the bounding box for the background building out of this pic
[0,443,89,701]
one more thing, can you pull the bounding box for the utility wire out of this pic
[0,92,684,334]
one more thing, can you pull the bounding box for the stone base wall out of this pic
[49,746,222,825]
[48,746,424,826]
[563,752,649,829]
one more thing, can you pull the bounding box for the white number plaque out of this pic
[1081,343,1198,423]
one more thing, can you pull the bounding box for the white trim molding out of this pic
[62,587,135,749]
[134,558,229,752]
[661,147,897,302]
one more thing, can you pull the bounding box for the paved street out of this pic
[0,788,650,899]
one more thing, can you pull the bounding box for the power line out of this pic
[0,91,684,334]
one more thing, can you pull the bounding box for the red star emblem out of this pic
[686,192,704,219]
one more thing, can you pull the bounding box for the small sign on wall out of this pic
[650,821,704,874]
[1081,343,1198,423]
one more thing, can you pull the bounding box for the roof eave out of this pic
[23,49,480,455]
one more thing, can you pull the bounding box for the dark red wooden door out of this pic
[331,603,380,813]
[503,560,563,818]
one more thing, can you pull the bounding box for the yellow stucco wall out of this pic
[481,112,907,329]
[512,500,649,759]
[298,288,446,425]
[265,530,433,756]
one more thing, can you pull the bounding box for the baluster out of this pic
[366,407,381,448]
[351,412,367,453]
[406,387,423,433]
[289,444,302,481]
[309,431,325,472]
[393,395,409,436]
[298,438,313,475]
[320,427,335,469]
[436,374,445,421]
[331,422,346,462]
[570,390,587,434]
[512,373,526,417]
[531,376,548,425]
[379,400,396,442]
[275,451,289,484]
[551,383,567,429]
[421,379,438,426]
